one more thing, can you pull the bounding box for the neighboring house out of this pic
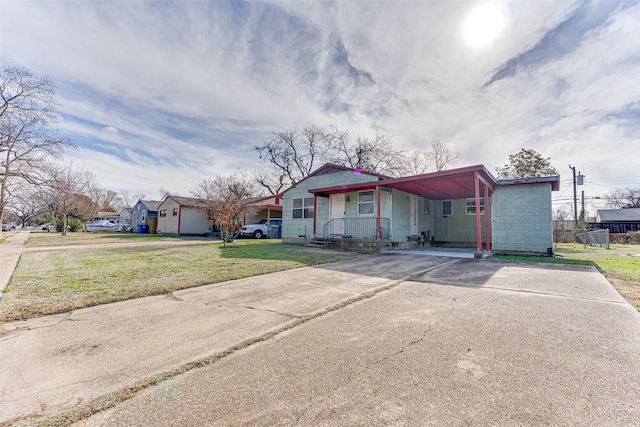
[119,208,133,226]
[131,200,162,233]
[156,196,213,236]
[244,195,283,225]
[93,211,120,222]
[591,209,640,233]
[281,163,560,255]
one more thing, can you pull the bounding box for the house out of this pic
[93,211,120,222]
[244,195,283,224]
[131,200,162,233]
[281,163,560,255]
[119,208,133,227]
[591,208,640,233]
[156,196,213,236]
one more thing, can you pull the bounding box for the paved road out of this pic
[2,254,640,426]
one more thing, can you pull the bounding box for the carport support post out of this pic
[474,171,482,253]
[376,186,381,240]
[484,182,491,251]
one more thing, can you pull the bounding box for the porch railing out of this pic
[322,217,390,240]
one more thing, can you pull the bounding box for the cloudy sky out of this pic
[1,0,639,212]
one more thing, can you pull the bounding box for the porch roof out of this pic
[308,164,497,200]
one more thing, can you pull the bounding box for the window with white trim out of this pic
[293,197,314,219]
[442,200,453,216]
[466,198,485,215]
[141,210,146,221]
[358,190,374,215]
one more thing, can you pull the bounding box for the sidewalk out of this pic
[0,230,30,298]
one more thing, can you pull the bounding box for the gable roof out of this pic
[282,163,388,194]
[137,200,162,211]
[597,209,640,222]
[160,195,209,209]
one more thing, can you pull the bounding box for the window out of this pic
[141,210,146,221]
[442,200,453,216]
[173,208,178,217]
[293,197,314,219]
[159,210,167,218]
[358,191,374,215]
[466,198,485,215]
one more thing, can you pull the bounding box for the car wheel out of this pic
[254,230,263,239]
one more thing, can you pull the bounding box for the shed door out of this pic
[329,193,345,236]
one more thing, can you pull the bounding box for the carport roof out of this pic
[308,164,497,200]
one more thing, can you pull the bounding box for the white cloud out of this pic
[0,0,638,209]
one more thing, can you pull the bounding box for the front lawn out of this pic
[1,240,344,322]
[492,244,640,311]
[24,230,200,247]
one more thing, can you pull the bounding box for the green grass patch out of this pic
[1,240,345,322]
[491,254,595,267]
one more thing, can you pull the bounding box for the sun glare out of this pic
[463,3,505,48]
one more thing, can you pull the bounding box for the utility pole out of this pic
[569,165,577,223]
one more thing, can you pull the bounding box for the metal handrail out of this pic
[322,217,390,240]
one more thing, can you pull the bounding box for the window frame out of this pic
[465,198,485,215]
[159,210,167,218]
[292,197,314,219]
[358,190,375,216]
[442,200,453,216]
[172,208,178,217]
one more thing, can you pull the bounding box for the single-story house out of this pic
[131,200,162,233]
[244,195,283,225]
[281,163,559,255]
[156,195,213,236]
[590,208,640,233]
[93,211,120,222]
[119,208,133,226]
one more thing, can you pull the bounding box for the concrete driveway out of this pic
[2,254,640,426]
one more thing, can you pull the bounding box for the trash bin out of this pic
[138,224,148,234]
[269,225,280,239]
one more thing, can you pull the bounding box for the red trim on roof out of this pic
[282,163,388,194]
[309,164,498,201]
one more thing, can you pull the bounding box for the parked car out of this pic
[41,223,55,232]
[2,223,15,231]
[240,219,282,239]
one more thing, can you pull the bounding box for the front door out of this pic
[410,195,418,236]
[329,193,345,236]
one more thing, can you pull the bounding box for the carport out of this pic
[309,165,496,252]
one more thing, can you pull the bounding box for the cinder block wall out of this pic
[492,183,553,254]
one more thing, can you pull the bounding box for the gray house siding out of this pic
[282,169,382,240]
[431,198,488,245]
[492,183,553,254]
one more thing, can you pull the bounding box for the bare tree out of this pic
[44,162,93,235]
[254,125,328,194]
[252,166,287,196]
[605,185,640,209]
[553,206,571,246]
[430,141,460,172]
[158,188,173,200]
[0,64,73,237]
[191,173,256,246]
[326,128,405,176]
[6,184,46,227]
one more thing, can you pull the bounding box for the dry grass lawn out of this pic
[1,239,346,323]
